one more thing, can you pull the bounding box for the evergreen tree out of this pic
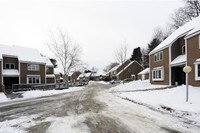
[147,38,161,54]
[130,47,142,64]
[50,58,58,68]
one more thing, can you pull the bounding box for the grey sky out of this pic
[0,0,183,71]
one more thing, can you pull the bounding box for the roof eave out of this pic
[149,31,191,55]
[185,30,200,40]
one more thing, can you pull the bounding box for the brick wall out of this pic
[46,78,55,84]
[20,63,45,84]
[3,57,19,69]
[118,61,143,80]
[171,37,185,61]
[187,34,200,86]
[150,48,169,85]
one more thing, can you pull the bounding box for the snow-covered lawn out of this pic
[111,80,167,92]
[0,87,83,103]
[112,80,200,113]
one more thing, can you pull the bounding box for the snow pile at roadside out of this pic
[22,87,83,99]
[0,87,83,103]
[0,115,39,133]
[89,81,109,85]
[0,93,9,103]
[115,85,200,113]
[111,80,167,92]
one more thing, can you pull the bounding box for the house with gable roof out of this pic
[0,44,55,91]
[107,59,143,80]
[149,16,200,86]
[137,68,150,80]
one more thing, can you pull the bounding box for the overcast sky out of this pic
[0,0,183,72]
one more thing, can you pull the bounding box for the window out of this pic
[182,45,185,55]
[11,64,15,69]
[152,67,164,81]
[46,67,49,73]
[195,63,200,80]
[5,64,9,69]
[154,51,163,62]
[28,64,39,71]
[5,63,15,69]
[27,76,40,84]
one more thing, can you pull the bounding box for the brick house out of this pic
[137,68,149,80]
[107,59,143,80]
[149,16,200,86]
[69,71,81,82]
[0,44,55,91]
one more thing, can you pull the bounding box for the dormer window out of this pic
[182,45,185,55]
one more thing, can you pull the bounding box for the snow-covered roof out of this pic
[77,72,91,80]
[170,54,186,66]
[3,69,20,76]
[150,16,200,55]
[0,44,45,64]
[116,60,142,76]
[91,71,105,77]
[195,58,200,62]
[42,56,53,67]
[108,65,120,73]
[46,74,55,78]
[138,68,150,75]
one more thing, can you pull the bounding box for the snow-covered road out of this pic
[0,82,199,133]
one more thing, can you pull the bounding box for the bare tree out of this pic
[115,42,128,64]
[184,0,200,18]
[91,67,98,73]
[169,0,200,30]
[47,30,81,88]
[104,62,119,73]
[153,27,172,42]
[169,7,191,30]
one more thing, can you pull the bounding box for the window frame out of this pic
[5,63,15,69]
[27,76,41,84]
[152,67,164,81]
[154,51,163,62]
[27,64,40,71]
[182,45,186,55]
[195,63,200,80]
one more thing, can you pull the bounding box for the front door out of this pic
[171,66,186,85]
[3,77,19,89]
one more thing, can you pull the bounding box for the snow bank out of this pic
[22,87,82,99]
[111,80,167,92]
[0,115,39,133]
[0,87,83,103]
[116,85,200,113]
[89,81,109,85]
[0,93,9,103]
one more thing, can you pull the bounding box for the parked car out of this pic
[110,79,121,84]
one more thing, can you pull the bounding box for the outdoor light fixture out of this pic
[183,66,192,102]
